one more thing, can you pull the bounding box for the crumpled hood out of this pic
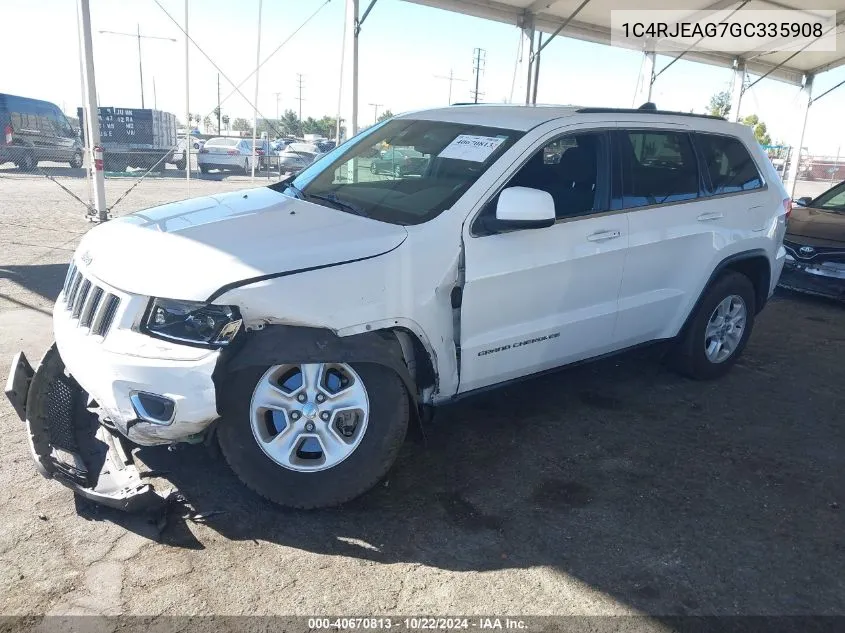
[787,205,845,246]
[77,187,407,301]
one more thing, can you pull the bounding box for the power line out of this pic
[434,69,467,105]
[368,102,383,124]
[470,47,486,104]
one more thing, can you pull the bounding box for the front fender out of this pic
[219,325,418,405]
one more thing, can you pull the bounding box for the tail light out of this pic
[783,197,792,220]
[256,149,265,155]
[3,125,12,145]
[199,148,208,154]
[227,150,239,155]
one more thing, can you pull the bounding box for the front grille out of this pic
[783,239,845,263]
[61,264,121,338]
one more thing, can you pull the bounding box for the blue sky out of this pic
[3,0,845,155]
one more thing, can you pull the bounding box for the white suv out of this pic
[6,105,789,510]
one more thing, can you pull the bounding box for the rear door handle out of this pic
[586,230,622,242]
[697,212,724,222]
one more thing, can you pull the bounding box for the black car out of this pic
[0,93,83,170]
[779,181,845,301]
[369,147,427,176]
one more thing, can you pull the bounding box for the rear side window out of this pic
[696,133,763,194]
[615,130,700,209]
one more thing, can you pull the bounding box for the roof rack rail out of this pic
[576,107,725,120]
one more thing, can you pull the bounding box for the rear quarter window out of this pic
[696,133,763,194]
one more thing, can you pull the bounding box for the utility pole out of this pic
[153,77,157,109]
[273,91,282,121]
[368,102,383,124]
[99,26,176,109]
[184,0,190,188]
[78,0,107,221]
[295,73,305,125]
[217,73,221,133]
[470,47,486,104]
[434,69,467,105]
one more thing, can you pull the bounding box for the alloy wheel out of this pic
[249,363,369,472]
[704,294,747,363]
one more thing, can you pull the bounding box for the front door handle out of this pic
[587,230,622,242]
[697,212,724,222]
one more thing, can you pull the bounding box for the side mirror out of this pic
[795,196,812,207]
[493,187,556,230]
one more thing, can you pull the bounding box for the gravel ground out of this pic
[0,172,843,622]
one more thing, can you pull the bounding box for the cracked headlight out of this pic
[144,299,242,347]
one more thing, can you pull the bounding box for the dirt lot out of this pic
[0,172,843,623]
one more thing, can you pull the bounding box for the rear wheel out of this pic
[370,162,378,174]
[242,159,250,174]
[17,152,36,171]
[198,165,208,174]
[218,362,409,509]
[669,271,756,380]
[69,151,83,169]
[393,165,403,177]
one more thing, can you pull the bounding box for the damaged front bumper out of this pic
[5,345,167,512]
[778,259,845,301]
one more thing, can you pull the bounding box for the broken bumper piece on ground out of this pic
[4,345,167,512]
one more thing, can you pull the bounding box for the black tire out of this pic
[69,151,83,169]
[175,158,186,171]
[393,165,402,177]
[669,270,756,380]
[370,162,378,174]
[242,159,250,175]
[218,363,410,509]
[19,152,36,171]
[198,165,208,174]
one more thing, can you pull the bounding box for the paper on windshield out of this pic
[437,135,506,162]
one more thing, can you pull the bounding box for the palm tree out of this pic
[222,114,230,131]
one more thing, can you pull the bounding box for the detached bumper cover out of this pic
[778,262,845,301]
[5,345,167,512]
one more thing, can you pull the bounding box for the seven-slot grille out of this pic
[61,263,120,337]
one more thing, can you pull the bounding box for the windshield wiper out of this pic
[306,192,368,217]
[283,180,305,200]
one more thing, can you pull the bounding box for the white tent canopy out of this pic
[404,0,845,85]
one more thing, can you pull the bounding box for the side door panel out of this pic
[458,129,628,394]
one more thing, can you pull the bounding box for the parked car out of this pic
[197,137,258,174]
[316,140,337,153]
[0,93,83,169]
[170,136,205,170]
[277,142,322,173]
[779,180,845,300]
[370,146,427,176]
[7,105,789,512]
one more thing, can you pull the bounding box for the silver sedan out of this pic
[198,137,258,174]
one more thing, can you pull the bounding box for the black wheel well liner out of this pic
[215,325,420,414]
[679,249,771,335]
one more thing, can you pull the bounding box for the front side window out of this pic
[273,119,523,225]
[615,130,700,209]
[696,133,762,194]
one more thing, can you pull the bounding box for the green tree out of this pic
[377,109,394,122]
[280,109,301,137]
[203,115,212,132]
[707,91,732,118]
[740,114,772,146]
[212,106,221,132]
[231,117,252,134]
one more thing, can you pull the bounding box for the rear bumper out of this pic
[5,346,167,512]
[778,260,845,301]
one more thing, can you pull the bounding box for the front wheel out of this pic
[69,151,83,169]
[218,362,409,509]
[669,271,756,380]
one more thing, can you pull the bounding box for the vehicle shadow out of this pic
[0,263,68,303]
[128,309,844,616]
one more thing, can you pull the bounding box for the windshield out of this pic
[811,181,845,213]
[269,118,523,225]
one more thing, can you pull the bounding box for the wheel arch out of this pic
[679,249,771,337]
[217,325,430,417]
